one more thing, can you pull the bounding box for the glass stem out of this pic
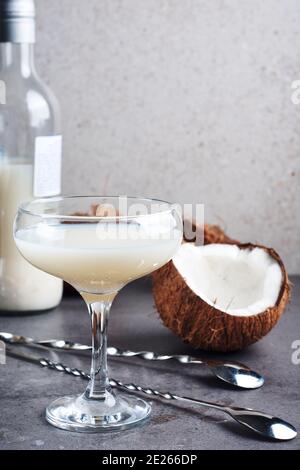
[82,292,116,400]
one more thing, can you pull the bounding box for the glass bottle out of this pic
[0,0,63,312]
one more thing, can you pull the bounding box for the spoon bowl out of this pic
[209,361,265,389]
[229,408,298,441]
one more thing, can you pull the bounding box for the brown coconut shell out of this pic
[183,220,238,245]
[152,243,290,352]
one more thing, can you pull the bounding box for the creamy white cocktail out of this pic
[15,221,181,293]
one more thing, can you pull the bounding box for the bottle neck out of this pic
[0,43,35,78]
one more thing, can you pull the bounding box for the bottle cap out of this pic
[0,0,35,43]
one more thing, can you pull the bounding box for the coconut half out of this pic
[152,243,290,351]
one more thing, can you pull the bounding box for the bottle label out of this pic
[34,135,62,197]
[0,80,6,104]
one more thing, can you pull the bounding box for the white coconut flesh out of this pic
[173,243,283,317]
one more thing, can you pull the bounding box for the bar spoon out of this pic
[0,331,264,389]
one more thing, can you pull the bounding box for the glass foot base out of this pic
[45,390,151,432]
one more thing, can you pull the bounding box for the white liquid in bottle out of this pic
[0,162,63,311]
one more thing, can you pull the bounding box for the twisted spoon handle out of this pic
[108,347,204,365]
[39,357,177,400]
[38,357,224,410]
[110,378,177,401]
[39,358,90,380]
[0,333,206,365]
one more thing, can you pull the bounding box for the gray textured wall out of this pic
[35,0,300,273]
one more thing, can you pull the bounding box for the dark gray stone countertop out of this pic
[0,277,299,450]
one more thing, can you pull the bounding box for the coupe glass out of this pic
[14,196,183,432]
